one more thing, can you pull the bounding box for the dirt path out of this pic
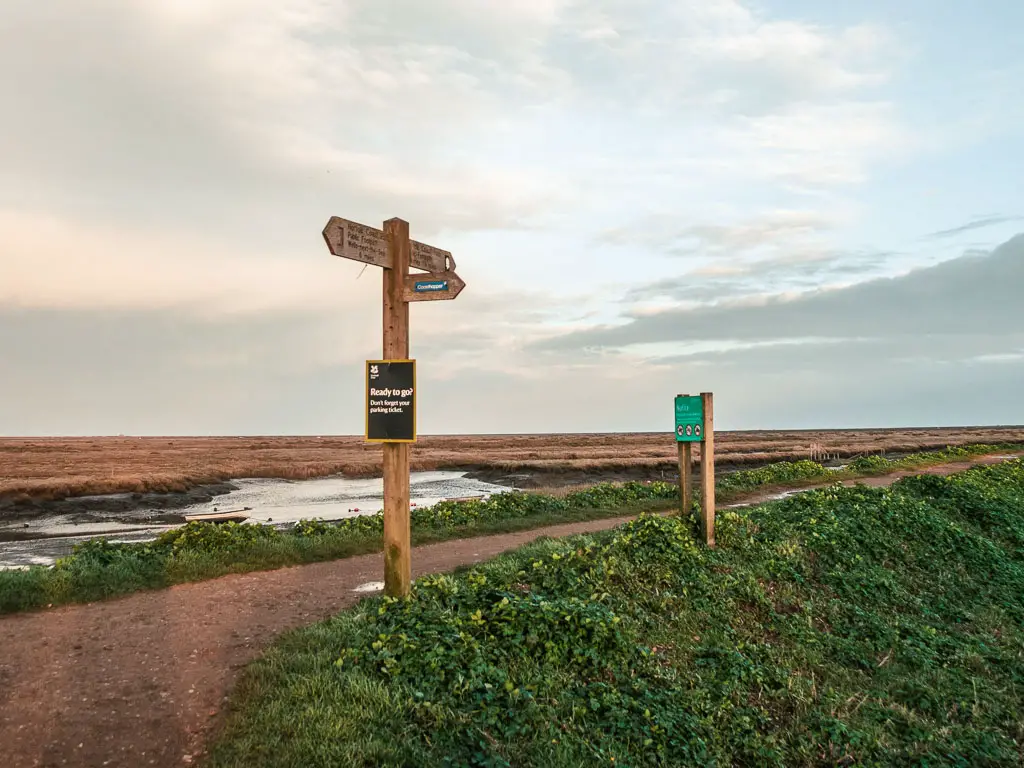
[722,453,1023,507]
[1,454,1020,768]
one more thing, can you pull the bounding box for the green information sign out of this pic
[674,395,704,442]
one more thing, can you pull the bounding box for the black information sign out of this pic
[365,359,416,442]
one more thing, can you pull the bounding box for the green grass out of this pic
[0,501,662,616]
[205,458,1024,768]
[0,442,1018,617]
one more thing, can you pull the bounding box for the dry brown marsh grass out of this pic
[2,427,1024,501]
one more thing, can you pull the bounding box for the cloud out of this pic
[624,247,896,306]
[596,206,897,306]
[599,206,834,252]
[598,209,837,254]
[0,301,657,435]
[722,101,906,186]
[545,1,895,112]
[926,215,1023,240]
[0,305,361,435]
[0,0,902,231]
[678,18,895,114]
[533,233,1024,352]
[1,0,909,333]
[0,209,387,315]
[0,0,574,243]
[10,0,1008,435]
[4,301,1020,436]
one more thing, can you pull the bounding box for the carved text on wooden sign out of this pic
[322,216,449,272]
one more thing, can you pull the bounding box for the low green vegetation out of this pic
[207,458,1024,768]
[0,443,1017,616]
[0,479,684,615]
[716,458,833,495]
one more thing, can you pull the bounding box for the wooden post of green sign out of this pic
[676,394,693,518]
[675,391,714,547]
[700,391,715,548]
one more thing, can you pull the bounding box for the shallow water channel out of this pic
[0,471,510,569]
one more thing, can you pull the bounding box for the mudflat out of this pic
[4,427,1024,504]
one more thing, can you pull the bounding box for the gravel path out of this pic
[1,454,1019,768]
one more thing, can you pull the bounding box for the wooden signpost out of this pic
[323,216,466,597]
[675,392,715,547]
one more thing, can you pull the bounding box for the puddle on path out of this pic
[353,581,385,593]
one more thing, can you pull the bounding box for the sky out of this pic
[1,0,1022,435]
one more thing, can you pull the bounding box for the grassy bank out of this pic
[0,443,1017,617]
[205,457,1024,767]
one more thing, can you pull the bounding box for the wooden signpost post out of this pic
[323,216,466,598]
[675,392,715,547]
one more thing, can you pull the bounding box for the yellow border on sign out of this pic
[365,359,417,443]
